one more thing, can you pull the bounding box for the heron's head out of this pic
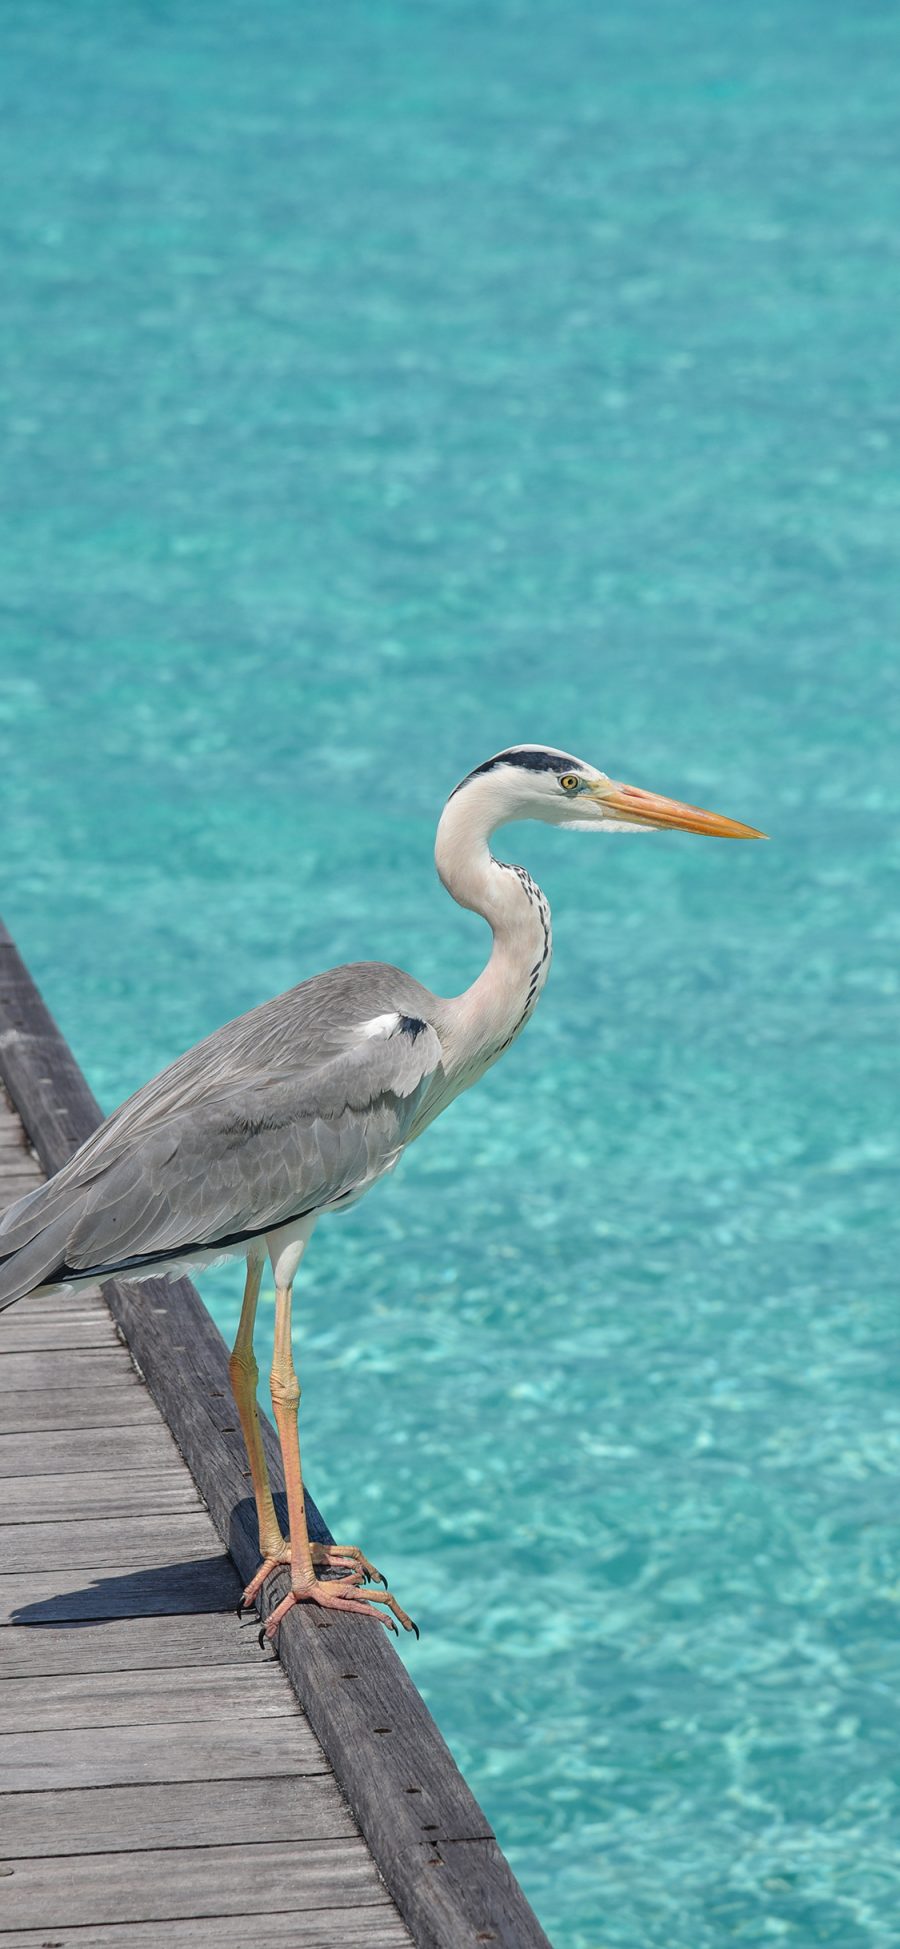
[447,745,765,840]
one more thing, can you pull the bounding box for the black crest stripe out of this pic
[449,749,581,798]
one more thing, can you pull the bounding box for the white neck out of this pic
[433,775,553,1085]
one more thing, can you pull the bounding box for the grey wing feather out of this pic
[2,961,438,1207]
[0,976,443,1303]
[64,1021,442,1271]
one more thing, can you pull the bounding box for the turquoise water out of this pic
[2,3,900,1942]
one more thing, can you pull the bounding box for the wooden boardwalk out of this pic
[0,921,552,1949]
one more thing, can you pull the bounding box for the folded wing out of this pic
[0,1010,442,1304]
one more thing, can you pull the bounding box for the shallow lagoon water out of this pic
[2,4,900,1943]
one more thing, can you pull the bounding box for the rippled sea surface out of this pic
[2,3,900,1942]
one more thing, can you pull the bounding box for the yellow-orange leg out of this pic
[229,1252,289,1609]
[261,1280,418,1641]
[231,1255,388,1611]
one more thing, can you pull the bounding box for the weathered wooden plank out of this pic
[0,1555,240,1626]
[0,1423,183,1477]
[0,1613,268,1678]
[0,1347,139,1389]
[0,1384,159,1434]
[0,1467,200,1526]
[0,1662,298,1734]
[0,1318,119,1352]
[1,1510,224,1573]
[1,1290,114,1316]
[4,1297,108,1324]
[0,919,552,1949]
[0,1714,327,1791]
[0,1838,395,1929]
[1,1773,358,1857]
[0,1909,412,1948]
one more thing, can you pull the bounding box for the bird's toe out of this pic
[258,1572,418,1644]
[239,1546,291,1613]
[310,1540,386,1586]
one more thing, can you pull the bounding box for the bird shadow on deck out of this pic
[7,1493,328,1629]
[9,1553,243,1627]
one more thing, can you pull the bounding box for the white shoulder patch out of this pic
[358,1012,402,1040]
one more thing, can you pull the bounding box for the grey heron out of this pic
[0,746,763,1639]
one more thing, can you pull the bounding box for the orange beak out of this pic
[592,779,766,840]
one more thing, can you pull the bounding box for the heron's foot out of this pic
[238,1542,291,1613]
[261,1574,419,1642]
[238,1538,386,1614]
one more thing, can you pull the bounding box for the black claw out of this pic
[385,1619,399,1635]
[377,1573,389,1589]
[410,1620,420,1640]
[236,1600,245,1619]
[257,1626,267,1649]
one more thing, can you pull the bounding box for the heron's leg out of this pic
[233,1253,372,1609]
[261,1279,417,1642]
[229,1252,289,1608]
[268,1277,316,1591]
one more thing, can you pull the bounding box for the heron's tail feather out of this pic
[0,1223,77,1311]
[0,1176,94,1313]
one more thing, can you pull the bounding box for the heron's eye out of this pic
[560,774,580,791]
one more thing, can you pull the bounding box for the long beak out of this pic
[593,779,766,840]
